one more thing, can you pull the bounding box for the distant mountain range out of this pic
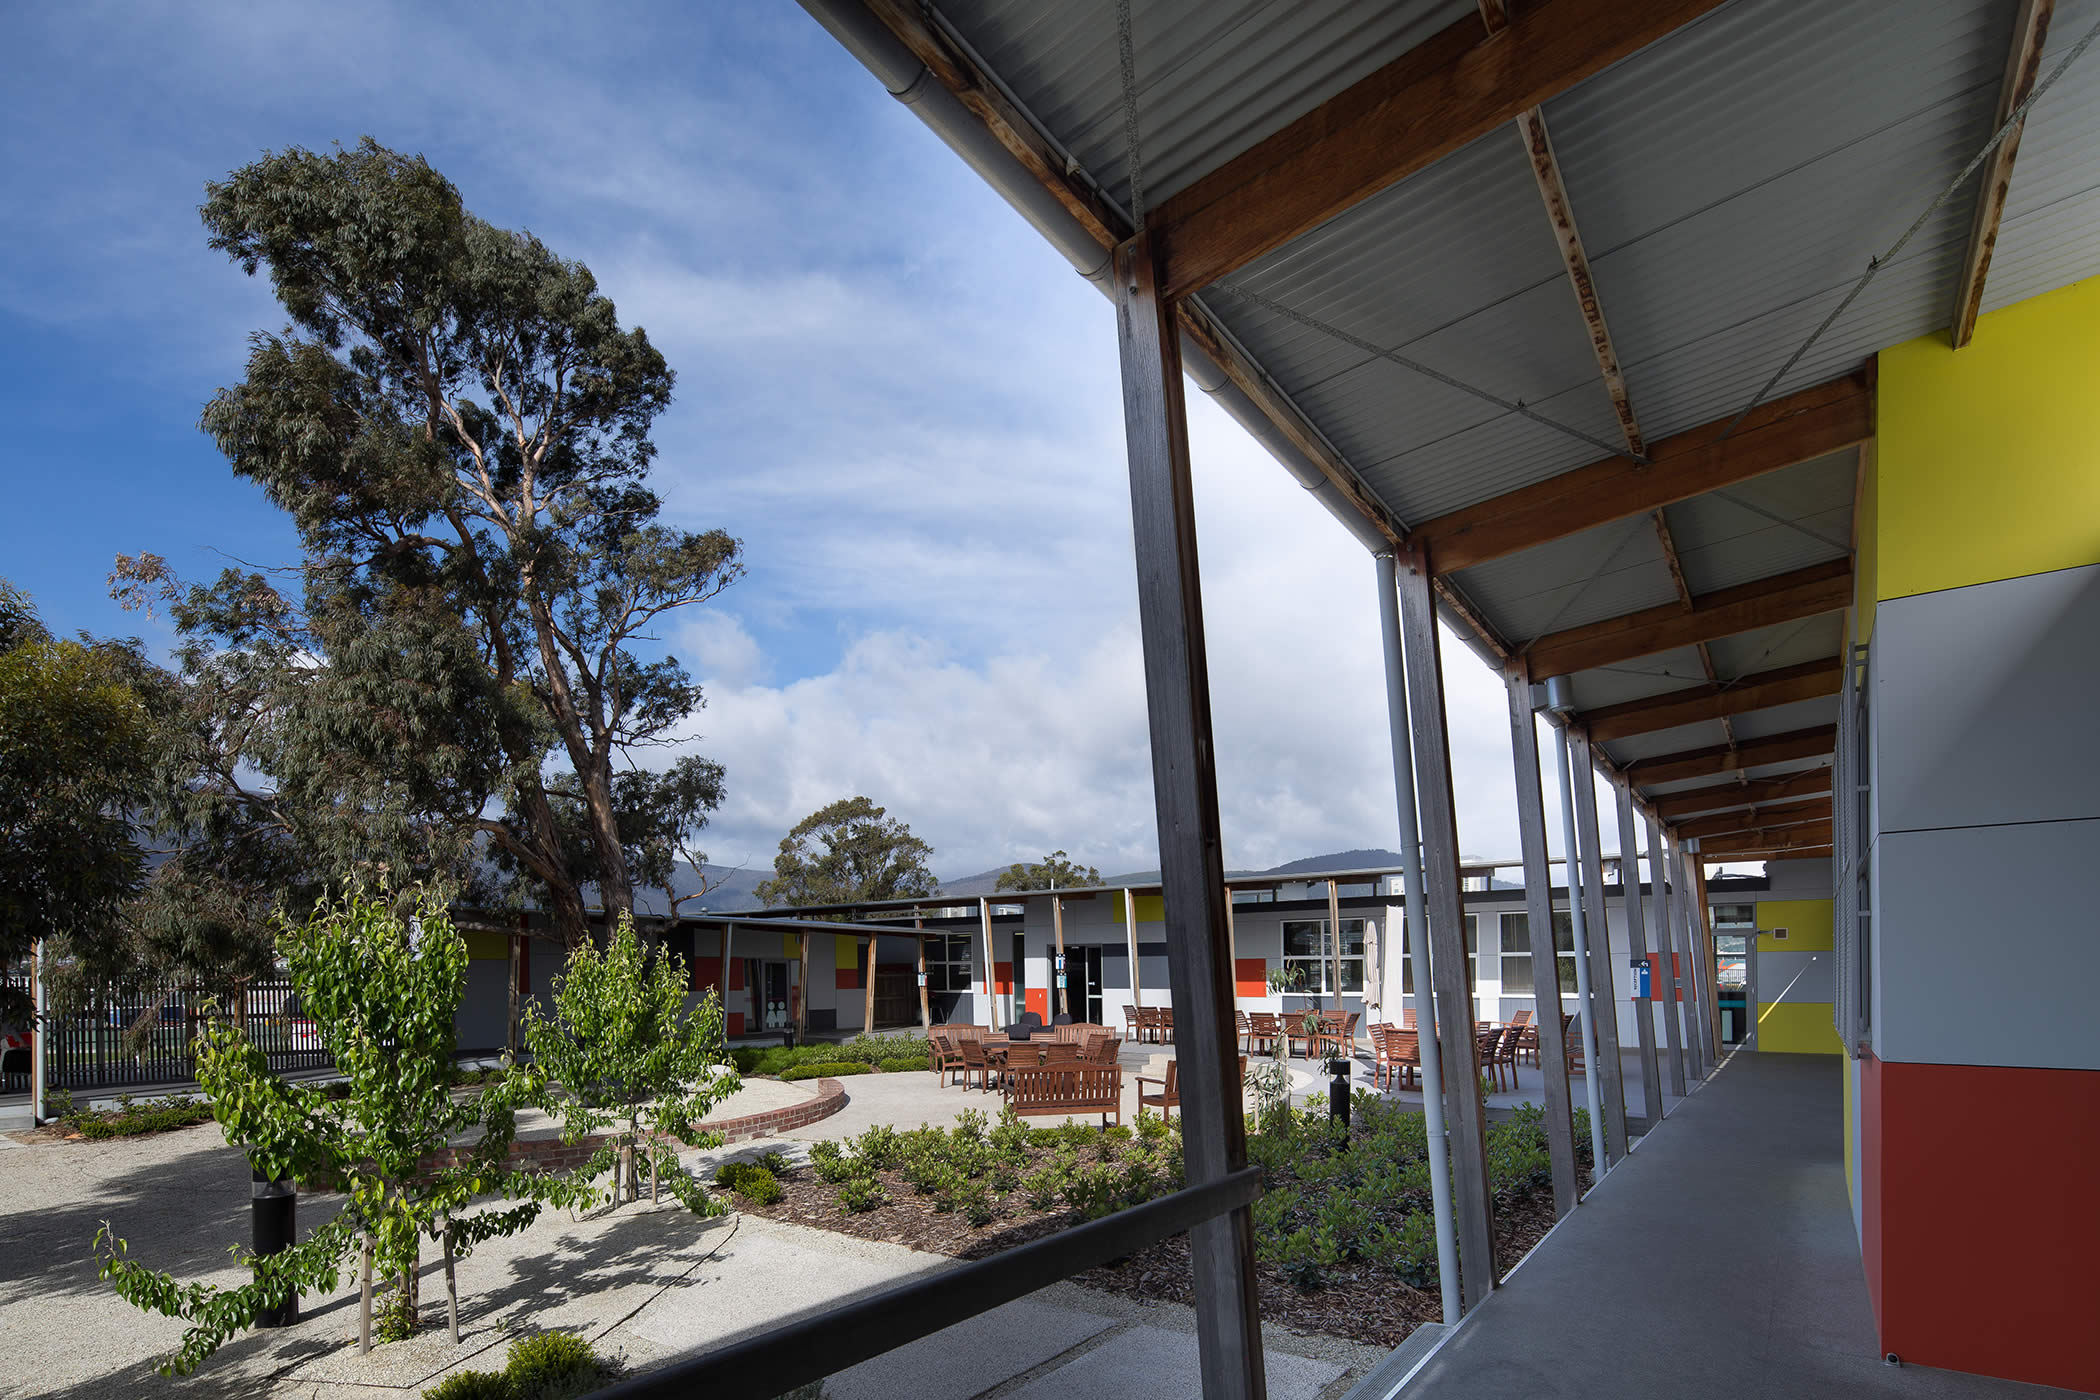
[614,847,1510,916]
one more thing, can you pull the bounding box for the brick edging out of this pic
[410,1076,850,1175]
[703,1076,847,1144]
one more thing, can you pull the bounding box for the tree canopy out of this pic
[114,139,741,945]
[754,797,939,908]
[0,581,152,1020]
[994,850,1101,892]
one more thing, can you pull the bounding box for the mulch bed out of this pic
[737,1151,1587,1349]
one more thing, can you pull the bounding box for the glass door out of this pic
[1714,934,1751,1045]
[1079,946,1104,1025]
[763,961,791,1031]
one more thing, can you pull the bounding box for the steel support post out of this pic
[1550,724,1611,1177]
[1569,731,1629,1160]
[1053,893,1069,1018]
[1395,544,1498,1308]
[1124,888,1142,1011]
[1687,843,1722,1062]
[1501,667,1580,1217]
[1378,552,1465,1316]
[1114,232,1265,1400]
[1676,842,1716,1068]
[1645,812,1691,1092]
[1614,783,1665,1126]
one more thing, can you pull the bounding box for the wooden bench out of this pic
[1001,1063,1123,1126]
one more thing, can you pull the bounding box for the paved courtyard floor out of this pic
[1,1108,1378,1399]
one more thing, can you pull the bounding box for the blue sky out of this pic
[1,1,1637,881]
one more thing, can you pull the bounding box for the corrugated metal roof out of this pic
[879,0,2099,814]
[935,0,1473,217]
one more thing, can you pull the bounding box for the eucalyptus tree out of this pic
[994,850,1101,892]
[117,138,741,945]
[755,796,940,908]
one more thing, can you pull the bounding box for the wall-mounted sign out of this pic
[916,973,928,987]
[1629,959,1652,999]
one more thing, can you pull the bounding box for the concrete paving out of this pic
[1,1106,1379,1399]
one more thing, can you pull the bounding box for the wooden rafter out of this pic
[1700,820,1834,857]
[1415,373,1870,575]
[1648,509,1741,755]
[1580,658,1842,742]
[1625,726,1835,787]
[1648,769,1832,820]
[1951,0,2056,349]
[1676,798,1830,841]
[1525,559,1851,680]
[1149,0,1733,297]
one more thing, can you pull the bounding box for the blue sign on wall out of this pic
[1630,958,1652,999]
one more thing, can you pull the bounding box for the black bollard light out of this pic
[1327,1056,1351,1133]
[250,1164,299,1326]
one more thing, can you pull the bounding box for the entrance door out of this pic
[762,961,791,1031]
[1077,946,1104,1025]
[1714,933,1751,1046]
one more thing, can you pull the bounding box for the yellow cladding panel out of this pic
[1854,437,1878,643]
[834,934,861,968]
[1842,1056,1856,1204]
[1756,899,1833,952]
[784,931,801,960]
[1758,1001,1842,1055]
[1115,895,1166,925]
[463,931,510,962]
[1876,276,2100,600]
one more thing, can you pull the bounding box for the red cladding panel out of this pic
[1870,1057,2100,1391]
[1025,988,1048,1020]
[1234,958,1268,999]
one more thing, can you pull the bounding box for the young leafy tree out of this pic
[994,850,1102,892]
[115,138,742,946]
[754,796,940,908]
[524,914,739,1207]
[0,580,152,1022]
[96,889,593,1371]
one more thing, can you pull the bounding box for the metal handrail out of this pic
[592,1165,1265,1399]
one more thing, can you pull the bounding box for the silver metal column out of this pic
[1376,551,1463,1321]
[1614,783,1665,1126]
[1547,709,1609,1178]
[1504,669,1580,1217]
[1568,730,1629,1160]
[1646,811,1690,1092]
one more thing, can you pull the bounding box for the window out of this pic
[924,933,973,992]
[1711,903,1756,929]
[1498,913,1533,994]
[1231,888,1275,905]
[1336,881,1376,900]
[1464,914,1498,991]
[1281,919,1366,994]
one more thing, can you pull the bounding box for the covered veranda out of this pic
[601,2,2100,1396]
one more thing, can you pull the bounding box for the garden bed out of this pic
[727,1097,1592,1349]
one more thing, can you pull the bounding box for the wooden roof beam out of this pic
[1700,820,1834,858]
[1525,559,1851,680]
[1414,372,1871,575]
[1580,658,1842,742]
[1648,770,1832,820]
[1150,0,1733,297]
[1951,0,2055,349]
[1676,798,1831,841]
[1626,726,1835,787]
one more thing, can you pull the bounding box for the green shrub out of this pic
[852,1123,901,1169]
[836,1174,887,1214]
[63,1095,216,1140]
[1061,1161,1128,1221]
[1317,1196,1378,1261]
[505,1331,606,1400]
[423,1368,514,1399]
[877,1057,926,1074]
[1021,1161,1068,1211]
[989,1108,1033,1160]
[808,1141,859,1184]
[779,1061,869,1083]
[1276,1225,1340,1291]
[714,1162,784,1206]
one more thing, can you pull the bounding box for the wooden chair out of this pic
[1509,1008,1540,1067]
[1400,1006,1417,1029]
[1247,1012,1283,1056]
[1491,1024,1522,1089]
[1002,1063,1123,1126]
[957,1035,996,1090]
[1476,1025,1507,1092]
[1082,1032,1121,1064]
[1563,1012,1587,1076]
[1043,1041,1083,1065]
[1123,1005,1143,1040]
[1136,1056,1247,1120]
[1323,1010,1361,1059]
[1372,1024,1421,1091]
[1234,1009,1252,1050]
[930,1028,969,1084]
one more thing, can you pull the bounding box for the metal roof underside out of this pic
[919,0,2100,818]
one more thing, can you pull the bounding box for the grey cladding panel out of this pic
[1873,563,2100,834]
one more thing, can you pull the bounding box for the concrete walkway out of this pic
[1389,1053,2082,1400]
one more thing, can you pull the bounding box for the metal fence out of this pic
[0,972,333,1095]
